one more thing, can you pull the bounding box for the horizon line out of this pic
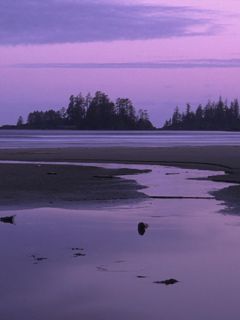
[11,59,240,69]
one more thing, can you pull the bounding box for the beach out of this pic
[1,146,240,320]
[0,145,239,210]
[0,145,239,171]
[0,163,149,209]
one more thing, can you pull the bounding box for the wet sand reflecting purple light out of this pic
[0,165,239,319]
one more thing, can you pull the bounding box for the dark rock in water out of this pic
[137,275,147,279]
[0,215,16,225]
[153,278,179,285]
[72,248,85,257]
[35,257,47,261]
[31,254,48,264]
[47,172,57,175]
[73,252,86,257]
[138,222,149,236]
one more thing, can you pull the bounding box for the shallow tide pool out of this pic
[0,164,239,320]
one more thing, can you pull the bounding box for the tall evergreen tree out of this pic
[163,97,240,131]
[17,116,24,127]
[23,91,155,130]
[86,91,115,129]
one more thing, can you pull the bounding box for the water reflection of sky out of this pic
[0,165,240,319]
[2,130,240,148]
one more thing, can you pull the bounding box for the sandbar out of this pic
[0,146,240,211]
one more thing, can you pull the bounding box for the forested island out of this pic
[15,91,154,130]
[163,98,240,131]
[4,94,240,131]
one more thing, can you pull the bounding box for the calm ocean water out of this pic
[0,129,240,148]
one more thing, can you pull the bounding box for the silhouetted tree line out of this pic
[163,98,240,131]
[17,91,154,130]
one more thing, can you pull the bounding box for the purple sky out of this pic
[1,0,240,126]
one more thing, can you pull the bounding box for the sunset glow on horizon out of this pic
[1,0,240,126]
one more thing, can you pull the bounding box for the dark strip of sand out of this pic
[0,163,148,209]
[0,146,240,179]
[0,146,240,212]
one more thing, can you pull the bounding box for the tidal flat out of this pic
[0,161,240,320]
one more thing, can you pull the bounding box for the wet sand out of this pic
[0,163,148,209]
[0,145,239,170]
[0,167,238,320]
[0,146,240,209]
[1,147,240,319]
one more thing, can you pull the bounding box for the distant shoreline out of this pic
[0,125,157,131]
[2,126,240,132]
